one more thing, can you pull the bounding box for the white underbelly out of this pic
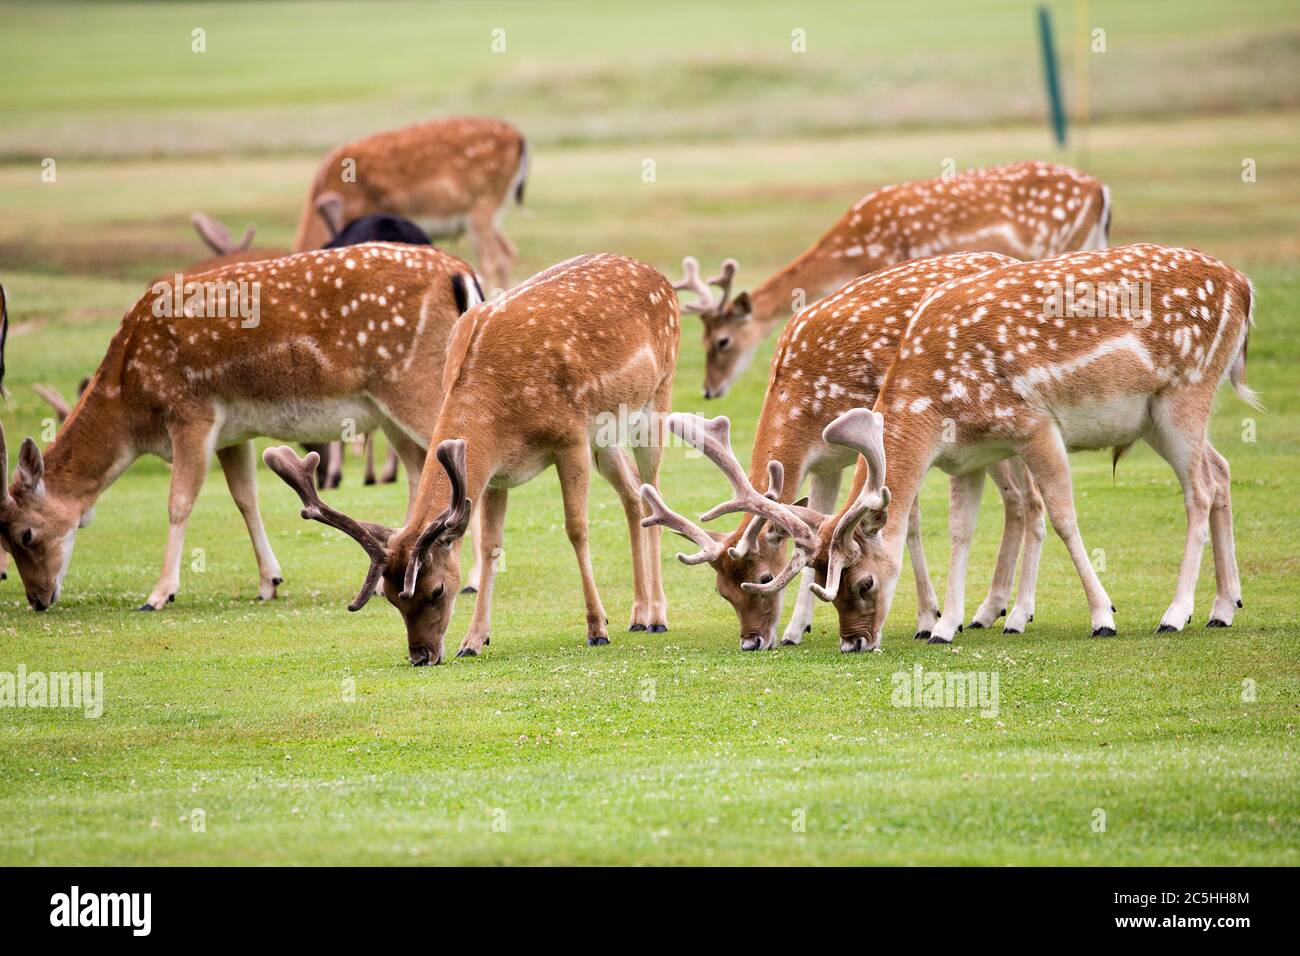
[215,397,383,446]
[1056,394,1151,451]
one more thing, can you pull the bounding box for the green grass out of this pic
[1,1,1298,865]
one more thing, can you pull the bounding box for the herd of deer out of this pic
[0,116,1259,665]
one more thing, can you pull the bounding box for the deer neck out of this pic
[749,237,895,329]
[40,381,138,510]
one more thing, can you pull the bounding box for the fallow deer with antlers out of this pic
[644,252,1046,650]
[263,253,679,665]
[688,244,1257,649]
[292,116,528,292]
[0,243,483,612]
[680,160,1110,397]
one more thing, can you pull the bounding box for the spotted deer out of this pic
[0,243,483,612]
[263,253,679,665]
[698,244,1257,649]
[292,116,529,291]
[644,252,1046,651]
[680,160,1111,397]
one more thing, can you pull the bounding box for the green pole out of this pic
[1038,5,1067,146]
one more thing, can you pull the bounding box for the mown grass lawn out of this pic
[0,1,1297,865]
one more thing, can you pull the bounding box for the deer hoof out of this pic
[460,585,477,594]
[1002,626,1022,635]
[649,623,667,633]
[272,576,283,586]
[1156,624,1178,634]
[914,630,930,641]
[137,604,156,612]
[1236,599,1243,609]
[1206,618,1229,628]
[455,647,477,658]
[628,623,647,632]
[968,620,985,630]
[587,635,610,647]
[1093,626,1116,637]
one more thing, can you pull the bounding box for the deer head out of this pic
[263,439,473,666]
[667,409,896,653]
[0,421,83,610]
[641,414,821,650]
[673,257,759,399]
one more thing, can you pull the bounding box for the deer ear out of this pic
[315,192,346,239]
[731,292,753,319]
[16,438,44,493]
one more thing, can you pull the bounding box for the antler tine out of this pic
[668,414,819,555]
[0,418,10,507]
[740,546,809,596]
[728,460,783,559]
[32,384,72,423]
[191,211,233,255]
[809,408,892,601]
[262,445,393,610]
[639,483,723,566]
[672,256,716,315]
[707,258,738,307]
[401,439,473,598]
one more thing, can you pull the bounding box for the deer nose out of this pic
[702,388,716,400]
[739,634,765,652]
[409,646,441,667]
[28,595,48,612]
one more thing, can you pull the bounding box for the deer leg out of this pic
[490,208,516,288]
[141,420,216,610]
[631,402,670,631]
[1202,444,1241,627]
[554,443,609,646]
[379,446,400,484]
[324,441,343,489]
[929,468,985,644]
[379,422,428,523]
[905,494,942,640]
[362,433,377,486]
[467,204,505,294]
[1003,461,1045,634]
[970,459,1024,629]
[456,486,508,657]
[1144,416,1214,633]
[596,444,654,632]
[783,466,841,645]
[217,440,283,601]
[1018,428,1116,636]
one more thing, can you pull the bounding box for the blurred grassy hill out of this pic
[2,0,1298,160]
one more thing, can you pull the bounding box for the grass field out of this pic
[0,1,1297,865]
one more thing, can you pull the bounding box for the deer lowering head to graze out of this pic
[703,244,1257,650]
[264,253,679,665]
[679,160,1111,398]
[645,253,1047,650]
[0,243,482,612]
[292,117,529,291]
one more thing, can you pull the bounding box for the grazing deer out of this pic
[679,160,1111,397]
[0,243,483,612]
[263,253,678,665]
[292,117,529,291]
[695,244,1256,649]
[644,252,1046,650]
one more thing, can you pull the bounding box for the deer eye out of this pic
[715,336,732,352]
[857,575,875,596]
[20,529,34,548]
[427,582,446,603]
[757,571,774,585]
